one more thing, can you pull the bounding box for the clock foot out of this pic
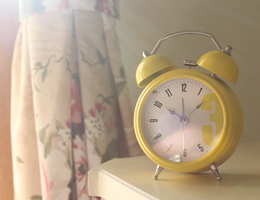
[153,165,164,180]
[210,163,222,181]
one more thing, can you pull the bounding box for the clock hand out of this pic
[165,107,181,119]
[182,124,187,158]
[187,98,209,118]
[182,98,185,117]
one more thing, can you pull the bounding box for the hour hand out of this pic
[165,107,181,118]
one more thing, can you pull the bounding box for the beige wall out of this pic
[116,0,260,142]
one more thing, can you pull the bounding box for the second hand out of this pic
[181,98,187,158]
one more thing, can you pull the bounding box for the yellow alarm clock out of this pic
[134,31,243,180]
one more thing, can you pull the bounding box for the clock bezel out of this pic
[134,69,239,172]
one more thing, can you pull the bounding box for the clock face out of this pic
[141,78,224,162]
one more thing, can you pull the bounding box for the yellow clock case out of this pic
[134,69,243,173]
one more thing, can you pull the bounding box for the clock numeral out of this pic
[165,88,172,97]
[183,149,187,157]
[198,87,203,95]
[202,93,223,147]
[154,101,162,109]
[152,90,158,94]
[154,133,162,140]
[149,119,158,123]
[198,143,204,152]
[167,144,173,152]
[181,83,187,92]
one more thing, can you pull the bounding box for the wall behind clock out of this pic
[116,0,260,142]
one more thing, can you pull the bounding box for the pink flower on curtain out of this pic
[71,79,85,138]
[65,119,71,129]
[73,140,89,198]
[71,80,83,124]
[95,100,103,113]
[94,0,112,15]
[105,116,117,133]
[89,108,96,118]
[58,0,69,10]
[90,100,106,116]
[41,162,54,200]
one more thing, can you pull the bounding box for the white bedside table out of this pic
[88,141,260,200]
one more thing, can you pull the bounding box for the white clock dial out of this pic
[141,78,224,162]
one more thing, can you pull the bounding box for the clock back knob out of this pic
[136,54,177,87]
[197,50,239,84]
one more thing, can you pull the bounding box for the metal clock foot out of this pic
[210,163,222,181]
[153,165,164,180]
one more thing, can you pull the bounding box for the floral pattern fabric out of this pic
[19,0,119,19]
[11,2,142,200]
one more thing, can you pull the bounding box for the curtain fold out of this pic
[11,3,142,199]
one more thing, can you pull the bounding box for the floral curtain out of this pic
[11,0,142,199]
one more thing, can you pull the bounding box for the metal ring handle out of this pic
[150,31,224,55]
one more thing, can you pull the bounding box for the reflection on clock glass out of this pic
[141,78,224,162]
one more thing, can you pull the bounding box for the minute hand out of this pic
[187,98,209,118]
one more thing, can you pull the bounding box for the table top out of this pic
[88,141,260,200]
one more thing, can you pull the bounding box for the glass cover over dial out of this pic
[141,78,224,162]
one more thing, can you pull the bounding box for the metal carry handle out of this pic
[150,31,224,55]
